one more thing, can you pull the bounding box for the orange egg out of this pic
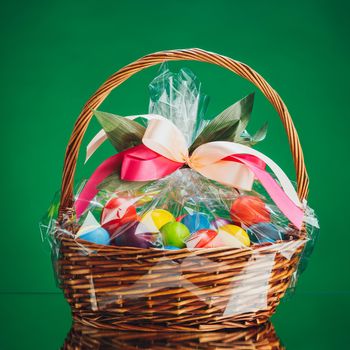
[230,196,270,226]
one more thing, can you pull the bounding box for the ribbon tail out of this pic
[75,152,124,218]
[233,156,304,229]
[85,129,108,163]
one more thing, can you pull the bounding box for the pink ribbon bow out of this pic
[75,115,304,229]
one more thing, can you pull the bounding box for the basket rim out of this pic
[58,232,307,255]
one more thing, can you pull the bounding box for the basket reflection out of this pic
[62,321,284,349]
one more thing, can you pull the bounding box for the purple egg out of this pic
[111,221,156,248]
[210,218,232,230]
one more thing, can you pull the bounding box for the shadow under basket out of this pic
[57,235,304,332]
[56,48,310,332]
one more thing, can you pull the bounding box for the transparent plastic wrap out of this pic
[41,62,319,329]
[41,173,318,321]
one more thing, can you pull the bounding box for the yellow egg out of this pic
[218,224,250,247]
[141,209,175,231]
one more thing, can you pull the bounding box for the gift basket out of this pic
[63,321,284,349]
[41,49,319,331]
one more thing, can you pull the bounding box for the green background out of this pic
[1,0,349,348]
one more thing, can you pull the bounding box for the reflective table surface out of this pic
[0,292,348,349]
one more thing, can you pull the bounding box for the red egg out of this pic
[230,196,270,226]
[186,229,222,248]
[101,197,138,235]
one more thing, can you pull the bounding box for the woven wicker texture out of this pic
[57,236,304,331]
[63,321,284,349]
[56,49,308,331]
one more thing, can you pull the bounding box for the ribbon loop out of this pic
[120,145,183,181]
[143,118,189,163]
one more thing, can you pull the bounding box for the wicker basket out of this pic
[63,321,284,349]
[56,48,309,332]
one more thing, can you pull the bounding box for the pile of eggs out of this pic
[78,195,285,249]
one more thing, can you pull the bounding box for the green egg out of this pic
[160,222,190,248]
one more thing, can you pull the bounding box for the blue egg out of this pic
[79,227,110,245]
[164,245,180,250]
[180,213,211,234]
[247,223,284,243]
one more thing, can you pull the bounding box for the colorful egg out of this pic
[180,213,211,233]
[218,224,250,247]
[248,222,284,244]
[186,229,223,248]
[164,245,180,250]
[101,197,138,234]
[160,222,191,248]
[141,209,175,232]
[210,218,232,230]
[230,196,270,226]
[79,227,110,246]
[111,221,155,248]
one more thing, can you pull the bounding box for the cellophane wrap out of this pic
[40,64,319,318]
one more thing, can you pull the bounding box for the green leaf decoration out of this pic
[236,122,268,146]
[250,122,268,144]
[93,109,146,152]
[189,93,255,152]
[97,172,151,193]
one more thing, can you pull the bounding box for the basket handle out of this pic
[59,48,309,214]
